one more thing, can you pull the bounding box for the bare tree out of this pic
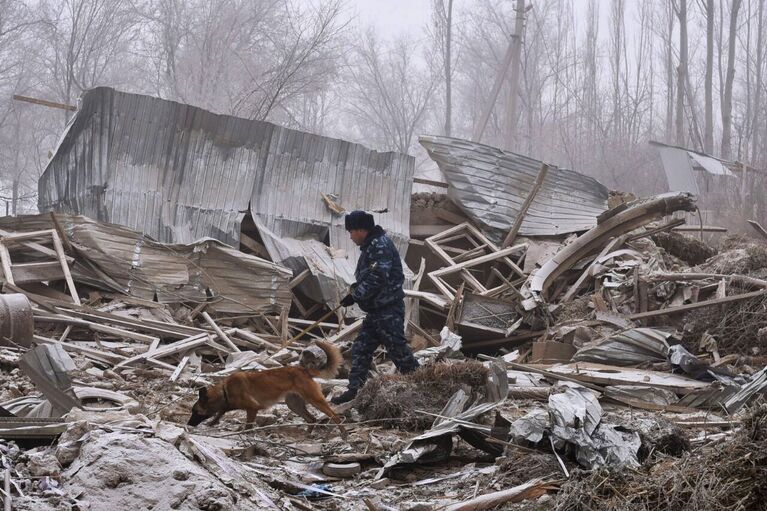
[36,0,140,118]
[721,0,744,158]
[431,0,455,137]
[751,0,765,164]
[344,30,438,154]
[702,0,715,153]
[673,0,689,145]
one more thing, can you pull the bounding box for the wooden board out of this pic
[543,362,709,394]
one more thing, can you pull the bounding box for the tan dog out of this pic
[187,341,346,438]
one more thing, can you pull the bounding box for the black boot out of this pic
[331,388,358,405]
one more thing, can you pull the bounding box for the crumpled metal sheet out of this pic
[419,136,609,242]
[511,408,548,443]
[0,213,292,314]
[511,382,641,470]
[413,327,463,365]
[38,87,415,304]
[573,327,673,366]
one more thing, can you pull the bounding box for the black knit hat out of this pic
[345,210,375,231]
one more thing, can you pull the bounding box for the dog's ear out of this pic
[198,387,208,402]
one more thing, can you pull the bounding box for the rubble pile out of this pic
[1,95,766,507]
[0,186,764,510]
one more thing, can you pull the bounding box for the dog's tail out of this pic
[306,341,343,379]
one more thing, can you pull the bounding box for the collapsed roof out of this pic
[419,136,610,242]
[38,87,415,303]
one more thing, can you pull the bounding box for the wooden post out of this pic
[502,163,549,248]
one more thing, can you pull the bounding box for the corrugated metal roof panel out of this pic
[40,87,413,248]
[419,136,609,241]
[0,214,292,314]
[38,88,414,301]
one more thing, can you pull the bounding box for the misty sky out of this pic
[350,0,433,38]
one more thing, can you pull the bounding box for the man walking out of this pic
[331,210,420,404]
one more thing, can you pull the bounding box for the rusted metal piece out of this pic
[0,294,34,348]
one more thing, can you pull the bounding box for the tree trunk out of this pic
[505,0,526,151]
[675,0,688,146]
[751,0,765,164]
[704,0,715,153]
[665,2,675,141]
[722,0,743,159]
[444,0,453,137]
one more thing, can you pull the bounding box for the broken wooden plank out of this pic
[32,335,125,365]
[12,94,77,111]
[543,362,709,394]
[672,225,727,232]
[170,354,190,382]
[114,329,236,369]
[443,478,556,511]
[239,232,269,258]
[413,177,449,188]
[50,229,81,305]
[561,235,627,303]
[201,312,241,353]
[647,272,767,289]
[33,314,160,344]
[288,269,311,289]
[0,228,73,263]
[747,219,767,241]
[0,244,14,286]
[627,289,767,321]
[502,163,549,248]
[233,329,281,351]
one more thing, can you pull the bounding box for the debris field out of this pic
[0,89,766,511]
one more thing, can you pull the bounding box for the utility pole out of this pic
[505,0,526,151]
[471,0,528,147]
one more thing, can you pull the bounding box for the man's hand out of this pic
[340,294,355,307]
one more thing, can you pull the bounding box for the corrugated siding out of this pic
[39,87,414,256]
[419,136,609,241]
[0,214,292,314]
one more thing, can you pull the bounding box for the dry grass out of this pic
[355,361,490,431]
[552,405,767,511]
[683,290,767,356]
[651,232,716,266]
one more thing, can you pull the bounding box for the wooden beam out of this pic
[627,289,767,320]
[13,94,76,111]
[502,163,549,248]
[239,232,269,258]
[747,220,767,241]
[413,177,449,188]
[0,228,73,263]
[201,312,241,352]
[433,208,468,225]
[672,225,727,232]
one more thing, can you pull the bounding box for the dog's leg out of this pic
[207,410,225,426]
[302,382,347,440]
[285,393,318,433]
[242,395,263,431]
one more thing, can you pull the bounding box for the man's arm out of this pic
[351,240,393,303]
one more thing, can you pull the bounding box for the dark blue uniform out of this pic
[348,226,419,390]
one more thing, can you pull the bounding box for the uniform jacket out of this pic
[350,225,404,312]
